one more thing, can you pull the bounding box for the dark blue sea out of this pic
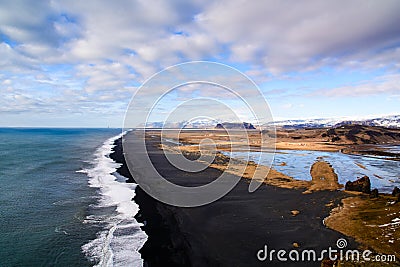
[0,128,147,267]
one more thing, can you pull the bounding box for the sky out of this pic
[1,0,400,127]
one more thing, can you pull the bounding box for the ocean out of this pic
[0,128,147,267]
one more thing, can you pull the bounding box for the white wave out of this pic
[55,226,69,235]
[81,132,148,267]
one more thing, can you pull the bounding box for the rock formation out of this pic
[215,122,256,129]
[370,188,379,198]
[305,161,341,193]
[345,176,371,194]
[392,186,400,197]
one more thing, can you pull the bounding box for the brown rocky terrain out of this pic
[152,124,400,155]
[324,195,400,260]
[273,124,400,153]
[273,124,400,145]
[304,161,343,194]
[147,128,400,264]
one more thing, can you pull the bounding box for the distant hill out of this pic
[273,124,400,145]
[215,122,256,129]
[142,120,256,129]
[266,115,400,129]
[143,119,217,129]
[141,115,400,130]
[327,124,400,144]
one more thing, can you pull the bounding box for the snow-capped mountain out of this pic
[266,115,400,128]
[141,115,400,129]
[268,118,342,128]
[362,115,400,128]
[143,118,219,129]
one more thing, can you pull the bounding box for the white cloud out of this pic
[1,0,400,125]
[2,0,400,73]
[0,0,59,44]
[314,74,400,97]
[197,0,400,73]
[75,62,135,93]
[3,0,400,75]
[282,103,293,109]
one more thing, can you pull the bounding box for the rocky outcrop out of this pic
[305,161,342,193]
[370,188,379,198]
[392,186,400,197]
[345,176,371,194]
[215,122,256,129]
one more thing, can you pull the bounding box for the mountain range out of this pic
[142,115,400,129]
[268,115,400,128]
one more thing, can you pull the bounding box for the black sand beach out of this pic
[110,132,357,267]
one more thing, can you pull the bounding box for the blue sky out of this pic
[1,0,400,127]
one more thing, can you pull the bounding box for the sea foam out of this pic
[81,132,147,267]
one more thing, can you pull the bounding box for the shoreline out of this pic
[110,137,192,266]
[110,132,359,266]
